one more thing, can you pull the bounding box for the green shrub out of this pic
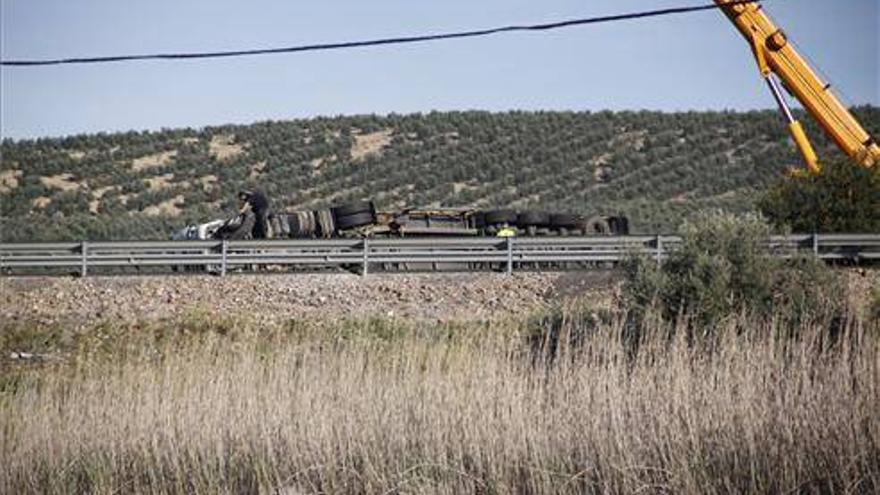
[621,210,843,333]
[759,159,880,233]
[772,253,844,322]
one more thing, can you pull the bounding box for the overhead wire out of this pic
[1,0,772,67]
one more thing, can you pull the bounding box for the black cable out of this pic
[1,1,765,67]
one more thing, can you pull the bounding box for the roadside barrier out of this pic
[1,234,877,277]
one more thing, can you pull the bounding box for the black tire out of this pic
[278,214,291,238]
[336,212,375,230]
[300,211,316,236]
[287,214,301,237]
[550,213,579,229]
[315,210,336,238]
[471,211,486,229]
[584,215,611,235]
[268,215,282,239]
[225,214,255,240]
[517,210,551,227]
[289,211,316,237]
[608,216,630,235]
[332,201,374,219]
[484,209,517,225]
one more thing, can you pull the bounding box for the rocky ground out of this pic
[1,271,619,330]
[2,267,874,334]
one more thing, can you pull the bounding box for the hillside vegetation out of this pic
[2,107,878,241]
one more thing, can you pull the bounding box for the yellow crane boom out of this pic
[714,0,880,173]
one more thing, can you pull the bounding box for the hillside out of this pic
[2,107,878,241]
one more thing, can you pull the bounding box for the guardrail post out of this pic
[220,240,228,277]
[80,241,88,277]
[655,235,663,265]
[506,237,514,275]
[812,233,819,256]
[362,238,369,277]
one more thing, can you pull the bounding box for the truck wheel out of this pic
[332,201,374,219]
[290,211,315,237]
[268,215,282,239]
[584,216,612,235]
[550,213,579,229]
[608,216,630,235]
[278,214,291,238]
[517,210,551,227]
[287,214,302,237]
[316,210,336,238]
[336,212,375,231]
[484,209,517,225]
[471,211,487,229]
[300,211,316,236]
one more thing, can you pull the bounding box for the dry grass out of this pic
[88,185,120,214]
[39,173,82,192]
[2,309,878,494]
[30,196,52,210]
[0,169,22,193]
[66,150,86,161]
[142,194,185,217]
[196,174,219,191]
[132,151,178,172]
[351,129,393,161]
[144,173,176,191]
[210,134,244,161]
[248,162,266,180]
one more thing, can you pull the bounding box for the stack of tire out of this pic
[474,209,629,236]
[275,201,377,239]
[518,211,552,236]
[331,201,377,232]
[285,211,318,238]
[268,213,291,239]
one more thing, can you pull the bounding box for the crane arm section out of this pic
[715,0,879,172]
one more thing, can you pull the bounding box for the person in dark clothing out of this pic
[238,190,271,239]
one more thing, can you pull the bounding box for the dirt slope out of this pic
[1,272,617,330]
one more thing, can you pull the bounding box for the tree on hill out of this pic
[758,159,880,233]
[2,108,878,241]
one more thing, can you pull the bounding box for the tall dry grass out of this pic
[2,312,878,494]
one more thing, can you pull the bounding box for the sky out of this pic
[1,0,877,140]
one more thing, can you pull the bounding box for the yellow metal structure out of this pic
[715,0,880,173]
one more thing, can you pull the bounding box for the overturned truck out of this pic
[173,201,629,241]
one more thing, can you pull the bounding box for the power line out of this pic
[1,1,767,67]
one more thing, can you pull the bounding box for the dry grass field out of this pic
[2,304,878,494]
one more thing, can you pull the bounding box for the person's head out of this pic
[237,190,251,208]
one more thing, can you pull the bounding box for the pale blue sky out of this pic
[1,0,877,139]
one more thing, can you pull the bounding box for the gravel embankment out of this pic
[1,272,618,329]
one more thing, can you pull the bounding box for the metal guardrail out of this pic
[1,234,878,277]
